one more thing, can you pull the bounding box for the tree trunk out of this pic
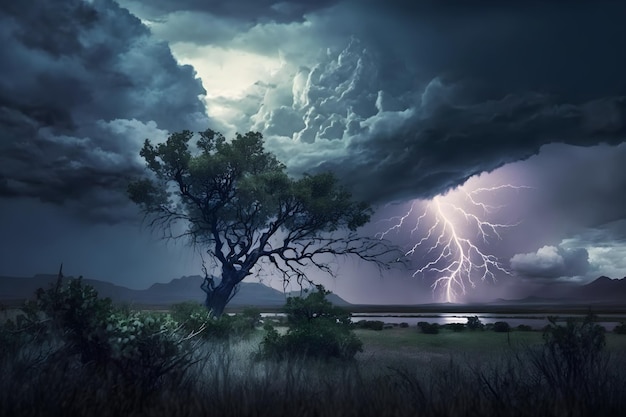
[201,267,243,318]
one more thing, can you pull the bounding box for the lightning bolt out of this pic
[379,184,531,303]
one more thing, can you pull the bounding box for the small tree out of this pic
[467,316,484,331]
[492,321,511,333]
[529,313,608,404]
[258,285,362,360]
[129,130,397,317]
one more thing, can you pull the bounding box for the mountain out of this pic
[0,274,351,307]
[571,276,626,303]
[501,276,626,305]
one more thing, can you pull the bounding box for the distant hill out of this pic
[0,274,351,307]
[502,276,626,305]
[571,276,626,303]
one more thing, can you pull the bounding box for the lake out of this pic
[261,312,625,331]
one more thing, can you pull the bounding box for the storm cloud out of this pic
[247,39,626,204]
[148,0,626,205]
[510,245,590,280]
[0,0,208,222]
[1,0,626,296]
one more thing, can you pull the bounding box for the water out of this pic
[350,312,625,331]
[262,312,625,331]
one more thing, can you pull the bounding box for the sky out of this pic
[1,0,625,304]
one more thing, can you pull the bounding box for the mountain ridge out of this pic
[0,273,351,307]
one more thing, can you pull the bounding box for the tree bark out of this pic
[201,268,243,318]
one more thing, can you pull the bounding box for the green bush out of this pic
[493,321,511,333]
[3,275,204,390]
[466,316,484,331]
[171,302,258,340]
[354,320,384,331]
[516,324,533,332]
[399,322,409,328]
[31,276,115,365]
[528,313,608,403]
[446,323,466,332]
[258,285,362,361]
[105,310,199,387]
[417,322,439,334]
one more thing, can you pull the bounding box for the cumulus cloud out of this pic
[0,0,209,222]
[510,245,590,279]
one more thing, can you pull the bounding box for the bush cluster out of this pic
[466,316,484,330]
[528,313,609,406]
[417,321,439,334]
[446,322,466,332]
[0,275,259,390]
[257,285,362,361]
[170,302,259,340]
[492,321,511,333]
[354,319,384,331]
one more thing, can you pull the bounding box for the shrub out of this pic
[32,276,115,365]
[354,320,384,331]
[417,322,439,334]
[528,313,608,404]
[399,322,409,328]
[446,323,466,332]
[105,310,201,388]
[516,324,533,332]
[6,274,204,390]
[466,316,484,331]
[493,321,511,333]
[171,302,258,340]
[258,285,362,361]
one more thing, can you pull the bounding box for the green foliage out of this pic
[17,276,116,364]
[527,313,609,402]
[417,322,440,334]
[105,310,199,387]
[258,285,362,361]
[170,301,259,340]
[1,277,205,390]
[446,323,466,332]
[466,316,484,331]
[354,320,384,331]
[128,129,383,316]
[492,321,511,333]
[542,314,606,367]
[128,129,372,238]
[516,324,533,332]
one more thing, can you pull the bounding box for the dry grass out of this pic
[1,326,626,417]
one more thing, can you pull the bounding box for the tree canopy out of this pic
[128,129,395,316]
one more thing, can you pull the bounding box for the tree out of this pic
[128,129,396,317]
[258,285,362,360]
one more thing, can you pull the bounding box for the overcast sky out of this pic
[1,0,625,304]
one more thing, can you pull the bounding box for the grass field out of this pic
[2,303,626,417]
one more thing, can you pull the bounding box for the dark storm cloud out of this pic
[510,245,590,280]
[255,35,626,204]
[117,0,338,23]
[502,142,626,281]
[0,0,209,222]
[183,0,626,206]
[350,0,626,101]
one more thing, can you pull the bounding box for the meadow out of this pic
[1,281,626,417]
